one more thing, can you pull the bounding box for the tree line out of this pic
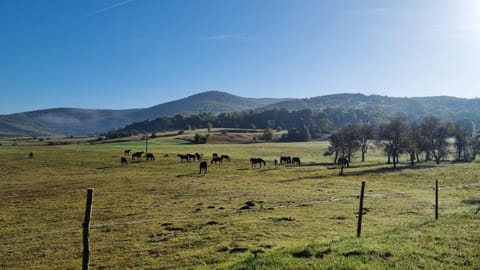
[327,116,479,175]
[105,107,390,141]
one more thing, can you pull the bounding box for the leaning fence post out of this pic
[435,180,438,220]
[83,188,94,270]
[357,181,366,237]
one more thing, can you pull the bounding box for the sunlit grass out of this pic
[0,137,479,269]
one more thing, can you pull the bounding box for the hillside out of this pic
[0,91,287,136]
[1,91,479,137]
[129,90,290,120]
[263,94,480,124]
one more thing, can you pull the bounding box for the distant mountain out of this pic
[1,91,479,137]
[0,91,289,136]
[130,91,290,120]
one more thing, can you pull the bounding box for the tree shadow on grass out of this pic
[342,163,438,177]
[462,199,480,205]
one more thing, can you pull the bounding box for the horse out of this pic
[120,157,128,165]
[280,156,291,164]
[292,157,301,166]
[212,153,219,159]
[274,159,279,169]
[29,152,33,158]
[132,151,144,160]
[211,156,223,164]
[337,157,349,168]
[199,161,208,174]
[187,154,196,161]
[177,154,189,162]
[146,153,155,161]
[124,149,131,156]
[221,155,230,162]
[195,153,203,161]
[250,157,266,168]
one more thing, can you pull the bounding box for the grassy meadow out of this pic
[0,131,479,269]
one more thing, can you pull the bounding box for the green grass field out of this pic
[1,134,479,269]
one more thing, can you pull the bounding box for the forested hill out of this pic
[114,93,480,140]
[263,94,480,122]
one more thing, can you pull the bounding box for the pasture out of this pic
[1,134,479,269]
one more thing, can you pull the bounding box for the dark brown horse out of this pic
[337,157,349,168]
[199,161,208,174]
[211,156,223,164]
[132,151,144,160]
[280,156,291,164]
[250,157,266,168]
[146,153,155,161]
[177,154,188,162]
[124,149,131,156]
[292,157,301,166]
[121,157,128,165]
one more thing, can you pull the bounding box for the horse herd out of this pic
[119,150,307,174]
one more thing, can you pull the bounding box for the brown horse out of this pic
[250,157,266,168]
[121,157,128,165]
[292,157,301,166]
[337,157,349,168]
[177,154,188,162]
[146,153,155,161]
[132,151,144,160]
[199,161,208,174]
[211,156,223,164]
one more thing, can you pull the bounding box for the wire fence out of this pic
[2,181,479,245]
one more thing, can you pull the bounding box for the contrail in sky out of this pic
[81,0,136,18]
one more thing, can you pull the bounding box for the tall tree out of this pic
[358,122,375,162]
[381,118,409,168]
[420,116,453,164]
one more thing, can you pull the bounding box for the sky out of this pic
[1,0,479,114]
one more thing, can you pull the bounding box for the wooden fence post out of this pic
[435,180,438,220]
[83,188,94,270]
[357,181,366,237]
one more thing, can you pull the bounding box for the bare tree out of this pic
[420,116,454,164]
[380,118,409,169]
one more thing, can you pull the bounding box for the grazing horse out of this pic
[132,151,144,160]
[120,157,128,165]
[199,161,208,174]
[292,157,301,166]
[211,156,223,164]
[187,154,196,161]
[195,153,203,161]
[177,154,189,162]
[250,157,266,168]
[337,157,349,168]
[146,153,155,161]
[124,149,131,156]
[280,156,292,165]
[221,155,231,162]
[212,153,219,159]
[29,152,33,158]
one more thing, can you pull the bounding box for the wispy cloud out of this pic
[339,7,386,16]
[204,33,247,41]
[81,0,136,18]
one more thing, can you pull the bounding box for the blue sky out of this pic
[1,0,479,114]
